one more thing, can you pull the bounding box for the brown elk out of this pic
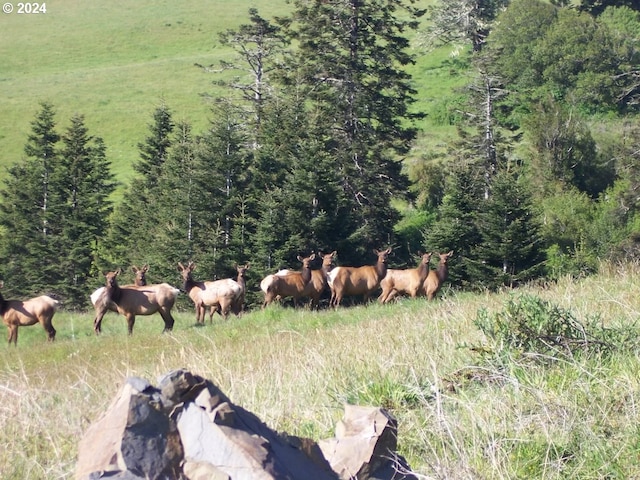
[327,248,392,307]
[423,251,454,300]
[0,281,59,346]
[378,252,432,303]
[93,269,180,335]
[271,251,336,308]
[90,264,148,309]
[207,263,250,321]
[260,253,316,308]
[178,262,244,324]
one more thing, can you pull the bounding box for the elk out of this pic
[328,247,392,307]
[271,251,336,308]
[260,253,316,308]
[378,252,432,303]
[207,263,250,321]
[93,269,180,335]
[0,281,59,346]
[178,262,244,324]
[90,264,148,309]
[423,251,454,300]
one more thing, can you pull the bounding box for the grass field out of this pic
[0,0,456,187]
[2,263,640,478]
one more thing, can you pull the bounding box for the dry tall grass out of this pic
[1,263,640,478]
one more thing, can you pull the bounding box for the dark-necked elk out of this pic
[260,254,316,308]
[90,264,148,309]
[93,269,180,335]
[423,251,454,300]
[378,252,432,303]
[0,281,59,346]
[270,251,336,308]
[328,248,392,307]
[178,262,244,324]
[207,263,250,321]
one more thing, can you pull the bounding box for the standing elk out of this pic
[90,264,148,309]
[0,281,59,346]
[178,262,244,324]
[328,248,392,307]
[271,251,336,308]
[378,252,432,303]
[423,251,454,300]
[207,263,250,321]
[260,254,316,308]
[92,269,180,335]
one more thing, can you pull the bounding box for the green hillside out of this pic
[0,0,296,184]
[0,0,451,187]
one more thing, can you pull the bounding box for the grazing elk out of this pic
[0,281,59,346]
[93,269,180,335]
[378,252,432,303]
[423,251,454,300]
[90,264,148,309]
[207,263,250,321]
[272,251,336,308]
[260,254,316,308]
[328,248,392,307]
[178,262,244,324]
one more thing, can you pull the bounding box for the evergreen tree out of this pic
[279,0,423,263]
[54,114,116,306]
[102,105,174,271]
[474,168,544,288]
[0,103,61,296]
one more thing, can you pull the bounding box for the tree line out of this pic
[0,0,638,309]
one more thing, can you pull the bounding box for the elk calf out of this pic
[379,252,432,303]
[0,281,59,346]
[261,254,316,308]
[328,248,392,307]
[93,270,180,335]
[178,262,244,323]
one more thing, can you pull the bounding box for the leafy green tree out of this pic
[578,0,640,16]
[524,98,615,198]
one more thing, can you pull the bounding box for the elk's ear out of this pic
[245,263,251,269]
[142,265,149,272]
[131,266,138,273]
[0,280,4,289]
[114,268,122,276]
[309,253,316,261]
[331,251,337,257]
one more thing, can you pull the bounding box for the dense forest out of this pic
[1,0,639,309]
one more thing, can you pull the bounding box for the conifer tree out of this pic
[54,114,116,306]
[0,103,61,296]
[279,0,424,263]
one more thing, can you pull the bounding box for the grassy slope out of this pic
[0,0,454,187]
[2,264,640,478]
[0,0,292,184]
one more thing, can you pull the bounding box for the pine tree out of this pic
[0,103,61,296]
[279,0,423,263]
[102,105,175,271]
[54,114,116,306]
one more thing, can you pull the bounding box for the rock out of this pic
[318,405,417,480]
[76,369,415,480]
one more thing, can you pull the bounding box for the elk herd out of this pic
[1,249,453,345]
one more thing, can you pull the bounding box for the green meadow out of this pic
[3,265,640,478]
[0,0,456,187]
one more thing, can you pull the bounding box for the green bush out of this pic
[473,294,639,359]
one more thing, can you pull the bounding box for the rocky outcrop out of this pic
[75,369,416,480]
